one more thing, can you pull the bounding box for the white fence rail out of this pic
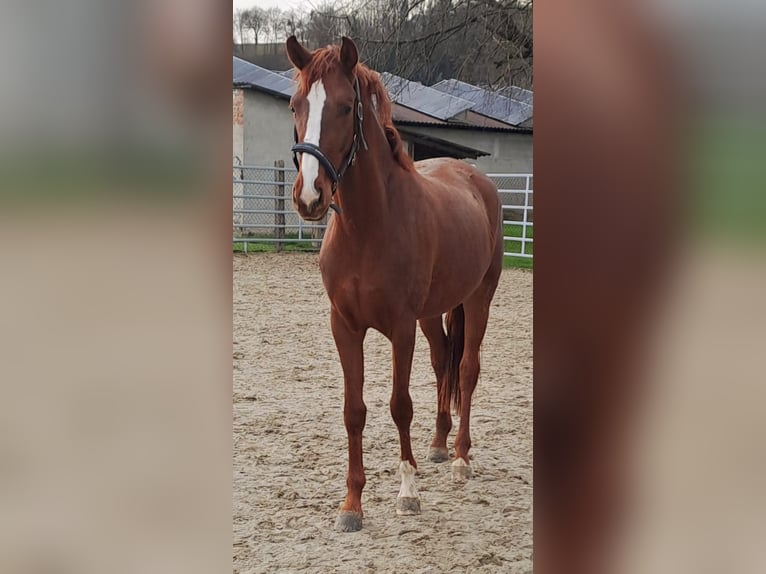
[493,173,534,260]
[233,164,533,261]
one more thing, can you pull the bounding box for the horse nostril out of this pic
[312,182,327,208]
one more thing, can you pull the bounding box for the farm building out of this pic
[233,57,532,174]
[382,73,533,173]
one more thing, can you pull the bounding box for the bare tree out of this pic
[283,9,307,42]
[233,9,245,45]
[346,0,532,88]
[232,0,532,89]
[241,7,267,44]
[264,8,281,43]
[304,3,351,47]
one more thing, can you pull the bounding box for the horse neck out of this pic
[332,106,399,233]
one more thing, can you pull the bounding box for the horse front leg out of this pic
[331,309,368,532]
[389,320,421,515]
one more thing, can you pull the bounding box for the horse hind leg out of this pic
[418,316,451,463]
[452,262,501,481]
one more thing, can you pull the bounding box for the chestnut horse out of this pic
[286,36,503,532]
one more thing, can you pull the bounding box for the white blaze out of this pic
[299,80,326,207]
[397,460,419,500]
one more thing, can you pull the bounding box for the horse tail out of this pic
[444,304,465,414]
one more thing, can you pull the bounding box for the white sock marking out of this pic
[299,80,326,207]
[398,460,419,499]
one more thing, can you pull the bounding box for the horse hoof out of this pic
[334,511,363,532]
[452,458,473,481]
[396,496,421,516]
[427,447,449,463]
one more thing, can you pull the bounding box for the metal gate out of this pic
[234,163,532,261]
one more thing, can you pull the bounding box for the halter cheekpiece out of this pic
[291,76,368,213]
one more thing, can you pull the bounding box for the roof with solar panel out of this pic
[431,79,533,126]
[233,59,532,130]
[234,57,295,98]
[380,73,475,121]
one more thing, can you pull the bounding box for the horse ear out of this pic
[340,37,358,75]
[286,35,312,70]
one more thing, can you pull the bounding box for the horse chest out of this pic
[322,262,422,332]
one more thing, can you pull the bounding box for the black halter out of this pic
[291,76,368,212]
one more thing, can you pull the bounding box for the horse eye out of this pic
[340,105,352,116]
[289,105,295,113]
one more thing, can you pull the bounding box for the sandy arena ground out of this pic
[233,253,532,573]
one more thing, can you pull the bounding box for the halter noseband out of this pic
[291,76,368,212]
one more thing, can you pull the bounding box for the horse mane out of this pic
[294,45,414,172]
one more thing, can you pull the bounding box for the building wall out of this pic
[403,126,533,174]
[235,88,533,175]
[233,90,245,166]
[242,90,295,168]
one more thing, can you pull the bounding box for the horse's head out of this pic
[286,36,362,221]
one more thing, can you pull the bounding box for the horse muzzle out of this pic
[293,187,330,222]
